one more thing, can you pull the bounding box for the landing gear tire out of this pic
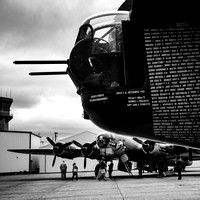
[95,164,100,177]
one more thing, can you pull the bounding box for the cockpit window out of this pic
[76,11,129,52]
[82,11,129,27]
[92,24,123,54]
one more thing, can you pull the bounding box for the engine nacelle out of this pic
[142,140,155,154]
[81,143,100,159]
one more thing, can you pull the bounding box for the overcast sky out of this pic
[0,0,125,139]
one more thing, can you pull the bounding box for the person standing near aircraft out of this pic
[97,158,107,181]
[176,155,182,180]
[60,160,67,180]
[71,162,78,181]
[108,160,114,179]
[157,159,166,178]
[137,161,144,178]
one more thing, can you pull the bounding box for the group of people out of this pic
[96,158,114,181]
[60,161,78,181]
[60,156,183,181]
[157,155,183,180]
[60,159,114,181]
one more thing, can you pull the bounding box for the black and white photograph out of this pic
[1,0,200,199]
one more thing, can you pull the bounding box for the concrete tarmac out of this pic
[0,169,200,200]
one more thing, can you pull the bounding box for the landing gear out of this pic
[137,161,144,178]
[95,163,100,178]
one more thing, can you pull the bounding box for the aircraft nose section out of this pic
[96,134,110,148]
[69,37,93,83]
[68,12,130,95]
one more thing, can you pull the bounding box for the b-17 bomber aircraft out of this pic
[8,133,200,177]
[13,0,200,149]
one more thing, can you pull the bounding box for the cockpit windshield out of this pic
[76,11,129,51]
[70,11,130,90]
[91,23,123,54]
[82,11,129,27]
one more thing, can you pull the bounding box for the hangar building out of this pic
[0,131,41,173]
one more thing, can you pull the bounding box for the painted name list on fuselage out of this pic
[145,24,200,143]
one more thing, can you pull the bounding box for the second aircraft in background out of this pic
[8,132,200,177]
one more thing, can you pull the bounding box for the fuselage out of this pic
[95,132,194,168]
[68,10,200,149]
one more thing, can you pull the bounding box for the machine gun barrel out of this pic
[13,60,69,65]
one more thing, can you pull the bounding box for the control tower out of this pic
[0,97,13,131]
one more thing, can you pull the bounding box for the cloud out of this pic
[10,95,102,137]
[0,0,76,58]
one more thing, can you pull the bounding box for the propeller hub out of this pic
[46,137,73,167]
[53,143,64,155]
[142,141,155,153]
[82,143,93,156]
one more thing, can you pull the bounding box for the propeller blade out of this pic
[132,137,144,145]
[63,141,73,148]
[72,140,83,148]
[84,157,87,169]
[91,140,97,147]
[52,155,57,167]
[133,138,155,154]
[46,137,56,147]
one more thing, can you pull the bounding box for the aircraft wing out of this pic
[7,148,83,159]
[7,148,54,155]
[7,137,100,163]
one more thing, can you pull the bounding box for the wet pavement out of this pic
[0,169,200,200]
